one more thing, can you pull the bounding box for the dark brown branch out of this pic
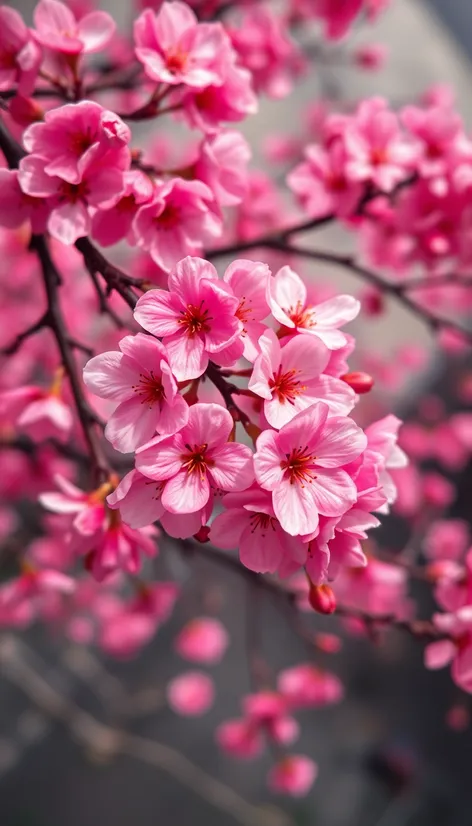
[31,235,108,479]
[75,238,142,311]
[205,362,251,425]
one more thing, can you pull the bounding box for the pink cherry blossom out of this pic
[267,266,360,349]
[175,617,228,663]
[83,333,188,453]
[228,6,304,99]
[288,140,363,219]
[249,328,355,429]
[33,0,115,55]
[216,719,264,759]
[344,98,415,192]
[134,256,242,381]
[268,755,318,796]
[0,6,42,96]
[134,2,229,88]
[182,62,257,134]
[305,0,363,40]
[18,154,126,245]
[423,519,470,561]
[91,170,154,246]
[210,485,307,575]
[254,403,366,536]
[219,259,270,363]
[22,101,131,186]
[132,178,221,273]
[0,169,50,234]
[278,664,343,708]
[39,474,110,540]
[106,469,207,539]
[195,131,251,208]
[0,565,75,628]
[0,383,73,443]
[426,608,472,694]
[136,403,254,514]
[167,671,215,716]
[365,414,408,512]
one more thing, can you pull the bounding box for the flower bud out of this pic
[342,371,374,394]
[308,584,336,615]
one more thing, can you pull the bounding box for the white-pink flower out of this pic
[267,266,360,349]
[249,328,355,429]
[136,403,254,514]
[254,403,366,536]
[134,256,243,381]
[83,333,188,454]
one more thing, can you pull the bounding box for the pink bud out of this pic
[309,584,336,614]
[342,371,374,394]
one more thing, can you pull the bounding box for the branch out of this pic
[75,237,142,311]
[176,538,440,642]
[271,242,472,343]
[31,235,108,479]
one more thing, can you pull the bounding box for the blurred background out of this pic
[2,1,472,825]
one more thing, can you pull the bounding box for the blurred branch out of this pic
[0,636,293,826]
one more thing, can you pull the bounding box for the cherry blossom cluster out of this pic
[1,0,472,808]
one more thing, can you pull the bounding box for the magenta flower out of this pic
[0,384,73,443]
[249,328,355,429]
[344,97,415,192]
[33,0,115,55]
[134,1,228,89]
[425,608,472,694]
[267,266,360,349]
[91,170,154,247]
[254,403,366,536]
[136,403,254,514]
[23,101,131,186]
[134,256,243,381]
[133,178,221,273]
[83,333,189,453]
[288,140,362,219]
[183,62,257,134]
[0,6,42,96]
[18,154,125,245]
[0,169,50,234]
[195,131,251,208]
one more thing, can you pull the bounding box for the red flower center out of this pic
[70,128,94,156]
[249,512,277,535]
[156,201,181,229]
[181,443,214,478]
[59,181,89,203]
[166,47,188,75]
[288,300,316,330]
[269,366,305,405]
[179,300,213,337]
[281,447,317,485]
[132,371,165,407]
